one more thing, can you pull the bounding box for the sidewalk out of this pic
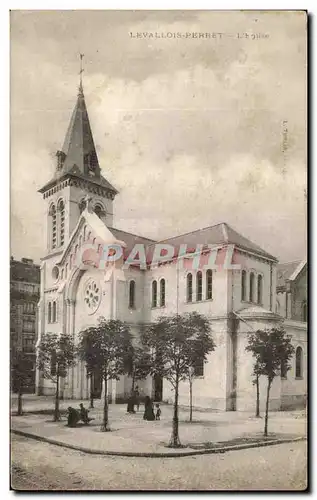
[11,397,307,457]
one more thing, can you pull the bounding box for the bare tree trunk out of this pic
[89,373,94,409]
[256,374,260,418]
[169,378,182,447]
[189,378,193,422]
[264,377,272,436]
[17,385,23,416]
[54,376,60,422]
[101,372,110,432]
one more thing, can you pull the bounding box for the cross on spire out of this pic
[78,53,84,95]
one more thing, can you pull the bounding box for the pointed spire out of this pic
[78,53,84,96]
[57,55,101,178]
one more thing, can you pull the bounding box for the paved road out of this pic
[11,434,307,491]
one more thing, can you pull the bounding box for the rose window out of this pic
[84,280,101,314]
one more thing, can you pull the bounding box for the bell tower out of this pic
[38,55,118,256]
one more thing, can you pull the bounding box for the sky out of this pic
[10,10,307,264]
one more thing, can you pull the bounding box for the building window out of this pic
[187,273,193,303]
[160,278,166,307]
[65,264,68,279]
[83,226,86,241]
[129,280,135,309]
[249,272,255,303]
[257,275,263,305]
[193,356,204,377]
[48,302,52,323]
[295,346,303,379]
[49,204,57,249]
[196,271,202,301]
[57,199,65,247]
[94,204,105,220]
[52,301,57,323]
[61,269,64,280]
[241,270,247,301]
[206,269,213,300]
[302,302,307,322]
[152,281,157,308]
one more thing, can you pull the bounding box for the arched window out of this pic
[65,263,68,279]
[69,254,73,269]
[52,301,57,322]
[196,271,202,301]
[49,204,57,249]
[88,231,92,241]
[241,270,247,301]
[57,200,65,247]
[257,275,263,305]
[295,346,303,378]
[206,269,213,300]
[249,272,255,303]
[61,269,64,280]
[94,204,104,220]
[160,278,166,307]
[83,226,86,241]
[187,273,193,303]
[48,302,52,323]
[152,281,157,308]
[79,198,86,214]
[302,302,307,322]
[129,280,135,309]
[75,245,78,255]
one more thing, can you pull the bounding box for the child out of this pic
[155,403,161,420]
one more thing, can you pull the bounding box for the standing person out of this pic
[155,403,161,421]
[143,396,155,421]
[134,385,140,411]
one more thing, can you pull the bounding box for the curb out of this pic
[10,429,306,458]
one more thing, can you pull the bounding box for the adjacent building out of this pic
[10,257,40,393]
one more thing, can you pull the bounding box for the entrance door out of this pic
[153,375,163,402]
[92,369,102,399]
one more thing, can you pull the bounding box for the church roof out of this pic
[153,222,277,261]
[109,227,156,254]
[277,260,306,288]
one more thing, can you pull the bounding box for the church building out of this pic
[36,78,307,412]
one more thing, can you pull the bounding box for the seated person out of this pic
[67,407,80,427]
[79,403,90,424]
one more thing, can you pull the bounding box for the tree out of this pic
[77,329,99,409]
[246,327,295,436]
[142,312,216,448]
[36,333,76,422]
[252,359,264,418]
[125,345,152,392]
[78,318,133,432]
[188,366,195,423]
[11,348,32,415]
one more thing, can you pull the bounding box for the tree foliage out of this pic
[36,333,76,421]
[142,312,216,447]
[125,345,152,391]
[246,326,295,435]
[78,318,133,431]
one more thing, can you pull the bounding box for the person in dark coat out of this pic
[127,391,136,413]
[67,407,79,427]
[143,396,155,421]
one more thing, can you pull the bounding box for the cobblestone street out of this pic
[11,433,307,491]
